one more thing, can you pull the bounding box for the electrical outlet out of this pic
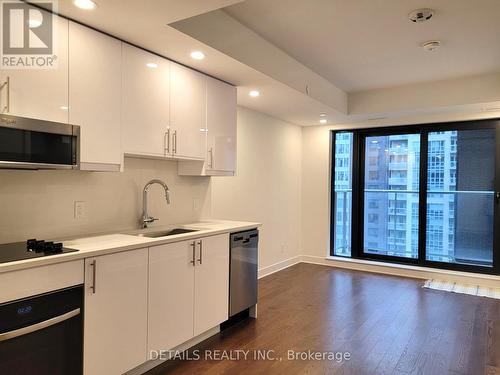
[74,201,87,220]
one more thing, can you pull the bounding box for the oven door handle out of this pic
[0,308,80,342]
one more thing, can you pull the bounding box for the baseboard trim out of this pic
[301,255,500,288]
[258,255,302,279]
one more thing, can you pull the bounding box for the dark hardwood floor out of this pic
[146,263,500,375]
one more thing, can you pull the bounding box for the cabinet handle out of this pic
[0,76,9,113]
[90,260,97,294]
[197,240,203,264]
[164,129,170,154]
[173,130,177,154]
[208,148,214,169]
[190,241,196,266]
[496,192,500,204]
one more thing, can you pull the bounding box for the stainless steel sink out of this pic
[135,228,199,238]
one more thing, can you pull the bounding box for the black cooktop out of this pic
[0,239,78,264]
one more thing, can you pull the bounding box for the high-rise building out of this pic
[333,131,462,263]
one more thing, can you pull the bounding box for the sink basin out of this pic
[136,228,198,238]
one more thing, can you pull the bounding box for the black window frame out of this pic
[330,118,500,275]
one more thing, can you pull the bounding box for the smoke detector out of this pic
[409,8,434,23]
[421,40,441,52]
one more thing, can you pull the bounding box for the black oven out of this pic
[0,286,83,375]
[0,114,80,170]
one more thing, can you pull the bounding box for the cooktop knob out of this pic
[43,242,55,253]
[53,243,63,253]
[35,240,45,253]
[27,239,37,251]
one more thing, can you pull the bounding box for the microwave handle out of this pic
[0,308,80,342]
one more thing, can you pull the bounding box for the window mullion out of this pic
[418,130,429,265]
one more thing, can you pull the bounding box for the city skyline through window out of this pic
[331,121,498,272]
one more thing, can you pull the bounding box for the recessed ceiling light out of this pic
[319,119,327,124]
[73,0,97,9]
[421,40,441,52]
[249,90,260,98]
[146,63,158,68]
[320,113,327,117]
[190,51,205,60]
[60,106,69,110]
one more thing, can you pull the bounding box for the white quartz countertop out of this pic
[0,220,261,274]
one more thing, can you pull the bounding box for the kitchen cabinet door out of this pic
[69,22,122,171]
[1,11,68,122]
[148,240,195,351]
[170,63,206,160]
[206,77,237,173]
[193,234,230,336]
[122,43,170,157]
[84,248,148,375]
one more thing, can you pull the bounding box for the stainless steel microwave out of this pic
[0,115,80,170]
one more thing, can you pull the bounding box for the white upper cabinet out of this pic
[178,77,237,176]
[169,63,206,160]
[122,43,170,157]
[206,77,237,173]
[69,22,122,171]
[1,11,68,122]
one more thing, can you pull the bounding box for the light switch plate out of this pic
[193,198,199,211]
[74,201,87,220]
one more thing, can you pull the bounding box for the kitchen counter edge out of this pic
[0,221,261,274]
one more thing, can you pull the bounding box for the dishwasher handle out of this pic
[231,230,259,247]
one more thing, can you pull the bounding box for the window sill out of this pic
[320,255,500,283]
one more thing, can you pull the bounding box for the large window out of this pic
[425,129,495,267]
[332,132,353,256]
[363,134,420,259]
[330,120,500,274]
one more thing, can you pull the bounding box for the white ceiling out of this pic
[42,0,349,125]
[225,0,500,92]
[36,0,500,126]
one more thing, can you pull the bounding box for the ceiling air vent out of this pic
[408,8,434,23]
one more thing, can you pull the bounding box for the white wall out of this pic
[349,73,500,115]
[0,157,211,243]
[0,106,302,272]
[211,107,302,269]
[301,110,500,258]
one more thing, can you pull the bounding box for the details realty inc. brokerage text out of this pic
[151,349,352,362]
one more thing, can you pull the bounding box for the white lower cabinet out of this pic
[84,248,148,375]
[83,235,229,373]
[193,234,230,335]
[148,240,195,352]
[148,234,229,352]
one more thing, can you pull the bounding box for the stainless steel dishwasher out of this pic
[230,229,259,317]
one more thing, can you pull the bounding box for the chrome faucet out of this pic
[141,179,171,228]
